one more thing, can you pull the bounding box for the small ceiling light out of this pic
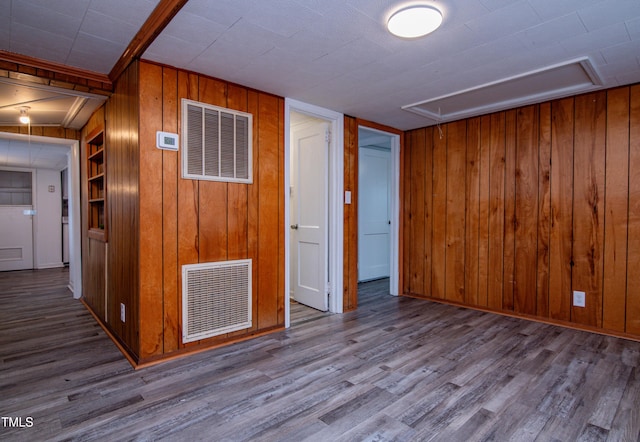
[387,5,443,39]
[18,106,30,124]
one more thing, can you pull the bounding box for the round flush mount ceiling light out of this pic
[387,5,443,38]
[18,106,30,124]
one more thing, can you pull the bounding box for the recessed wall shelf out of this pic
[86,128,106,241]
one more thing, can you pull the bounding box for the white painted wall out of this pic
[34,168,63,269]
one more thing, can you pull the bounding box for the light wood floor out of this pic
[1,269,640,441]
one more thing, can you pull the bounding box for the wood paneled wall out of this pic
[105,62,140,355]
[403,85,640,338]
[343,116,358,311]
[0,126,80,140]
[80,63,141,360]
[137,61,285,362]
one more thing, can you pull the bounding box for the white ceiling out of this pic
[143,0,640,130]
[0,77,107,129]
[0,134,73,171]
[1,0,640,171]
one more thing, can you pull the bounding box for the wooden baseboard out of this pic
[80,297,139,368]
[80,297,284,369]
[133,326,285,369]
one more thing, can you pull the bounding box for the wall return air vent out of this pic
[182,259,252,343]
[403,57,603,123]
[182,99,252,184]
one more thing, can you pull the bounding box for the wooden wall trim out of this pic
[109,0,189,82]
[0,50,112,89]
[355,117,403,136]
[402,293,640,343]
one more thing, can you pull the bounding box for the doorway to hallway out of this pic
[357,126,400,297]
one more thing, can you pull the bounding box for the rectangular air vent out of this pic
[403,57,603,123]
[182,99,252,184]
[182,259,252,343]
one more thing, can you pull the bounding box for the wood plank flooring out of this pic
[1,269,640,441]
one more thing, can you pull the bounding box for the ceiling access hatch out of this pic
[402,57,603,123]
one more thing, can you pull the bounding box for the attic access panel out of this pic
[403,57,603,123]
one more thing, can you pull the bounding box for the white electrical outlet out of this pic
[120,303,126,322]
[573,290,586,307]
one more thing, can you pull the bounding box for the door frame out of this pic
[0,132,82,299]
[357,125,401,297]
[285,98,344,327]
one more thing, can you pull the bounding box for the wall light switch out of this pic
[573,290,586,307]
[345,191,351,204]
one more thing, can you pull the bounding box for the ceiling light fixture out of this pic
[387,5,443,38]
[18,106,30,124]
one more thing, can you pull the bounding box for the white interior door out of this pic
[358,147,391,281]
[0,170,34,271]
[290,121,329,311]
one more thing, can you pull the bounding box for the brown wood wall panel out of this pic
[247,90,260,332]
[138,61,164,358]
[477,116,491,308]
[487,112,506,310]
[84,239,106,319]
[162,66,180,353]
[627,84,640,335]
[107,62,140,354]
[603,88,629,332]
[537,102,552,318]
[445,120,466,303]
[502,110,517,311]
[549,98,574,322]
[402,129,413,295]
[431,125,447,299]
[176,71,200,346]
[514,105,539,316]
[465,118,480,306]
[421,128,433,297]
[402,83,640,340]
[343,116,358,311]
[409,128,426,296]
[572,92,606,328]
[256,93,282,329]
[0,126,81,140]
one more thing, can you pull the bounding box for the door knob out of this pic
[290,224,299,230]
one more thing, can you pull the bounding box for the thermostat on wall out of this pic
[156,131,179,151]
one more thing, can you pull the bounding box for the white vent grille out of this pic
[182,99,252,183]
[182,259,252,343]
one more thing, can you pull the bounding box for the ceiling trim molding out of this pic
[109,0,189,82]
[0,50,112,87]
